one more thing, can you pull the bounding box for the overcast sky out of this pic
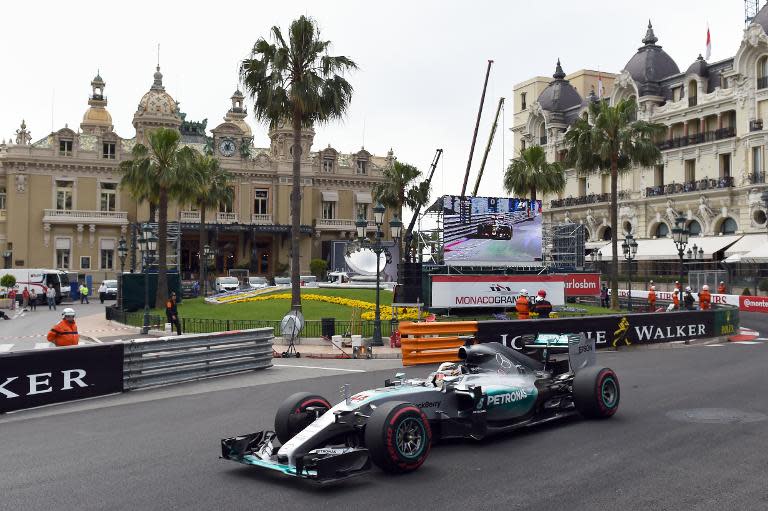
[0,0,751,216]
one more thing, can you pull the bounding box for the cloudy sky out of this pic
[0,0,751,215]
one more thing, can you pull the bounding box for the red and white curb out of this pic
[727,327,761,343]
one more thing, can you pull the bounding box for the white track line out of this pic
[705,344,726,347]
[733,341,761,345]
[0,344,14,352]
[272,364,365,373]
[33,342,52,349]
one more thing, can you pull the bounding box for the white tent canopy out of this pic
[737,241,768,263]
[598,235,742,261]
[724,234,768,257]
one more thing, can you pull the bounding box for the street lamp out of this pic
[622,233,638,311]
[138,224,157,335]
[672,215,690,289]
[354,203,401,346]
[117,236,127,274]
[202,244,215,297]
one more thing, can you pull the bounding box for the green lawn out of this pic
[155,287,394,321]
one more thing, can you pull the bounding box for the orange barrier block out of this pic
[398,321,478,366]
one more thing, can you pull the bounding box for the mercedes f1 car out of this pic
[220,334,619,484]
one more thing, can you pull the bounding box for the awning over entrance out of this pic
[322,191,339,202]
[724,234,768,262]
[355,192,372,204]
[585,241,609,250]
[597,235,742,261]
[735,239,768,263]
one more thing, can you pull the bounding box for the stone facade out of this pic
[0,67,394,279]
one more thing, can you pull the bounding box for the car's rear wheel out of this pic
[573,366,620,419]
[365,401,432,474]
[274,392,332,444]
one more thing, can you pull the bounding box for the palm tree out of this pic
[564,98,666,309]
[372,160,430,260]
[179,148,234,290]
[504,145,565,216]
[240,15,357,311]
[119,127,184,308]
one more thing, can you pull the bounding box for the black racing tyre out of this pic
[573,366,620,419]
[274,392,332,444]
[365,401,432,474]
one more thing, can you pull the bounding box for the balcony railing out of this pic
[42,209,128,224]
[747,171,767,184]
[180,211,201,222]
[750,119,764,132]
[315,218,377,230]
[657,127,735,150]
[549,191,629,209]
[644,176,734,197]
[216,212,239,224]
[251,214,273,225]
[758,76,768,90]
[688,96,697,107]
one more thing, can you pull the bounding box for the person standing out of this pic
[600,283,609,308]
[683,287,695,310]
[46,286,57,311]
[47,308,79,346]
[21,287,29,311]
[29,288,37,311]
[647,286,657,311]
[79,283,89,304]
[674,280,682,293]
[532,289,552,318]
[717,281,727,294]
[8,288,16,311]
[672,288,680,310]
[165,291,182,335]
[515,289,530,320]
[98,282,107,304]
[699,284,712,310]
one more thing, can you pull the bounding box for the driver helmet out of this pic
[434,362,462,385]
[537,289,547,298]
[702,284,709,291]
[62,308,76,320]
[519,289,528,296]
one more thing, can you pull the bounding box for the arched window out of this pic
[655,223,669,238]
[601,227,612,241]
[688,80,698,107]
[720,217,737,234]
[538,123,547,145]
[627,95,637,121]
[758,56,768,90]
[688,220,701,237]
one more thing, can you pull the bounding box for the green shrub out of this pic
[0,274,16,289]
[310,259,328,280]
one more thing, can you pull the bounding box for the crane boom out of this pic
[472,97,505,196]
[460,60,494,198]
[404,148,443,262]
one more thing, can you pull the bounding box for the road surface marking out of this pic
[0,344,13,352]
[756,338,768,341]
[34,342,52,349]
[705,344,726,347]
[273,364,365,373]
[733,341,761,345]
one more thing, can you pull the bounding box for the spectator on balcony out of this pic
[718,281,727,294]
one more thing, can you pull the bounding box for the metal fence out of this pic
[123,328,273,390]
[109,307,395,338]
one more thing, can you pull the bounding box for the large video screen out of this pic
[442,195,542,265]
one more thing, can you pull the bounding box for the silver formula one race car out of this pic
[220,334,619,484]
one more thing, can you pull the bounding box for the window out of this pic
[720,153,732,178]
[219,187,235,213]
[672,86,683,102]
[520,139,526,151]
[357,203,368,220]
[253,189,269,215]
[688,220,701,237]
[322,201,336,220]
[654,164,665,187]
[102,142,116,159]
[601,173,610,194]
[753,147,763,179]
[322,157,334,173]
[521,92,527,110]
[80,256,91,270]
[720,75,729,89]
[56,249,70,269]
[688,80,698,107]
[720,217,737,234]
[0,186,5,210]
[100,239,115,270]
[656,223,669,237]
[759,56,768,89]
[684,159,696,183]
[578,177,587,197]
[100,182,117,212]
[59,140,73,156]
[55,181,73,210]
[356,159,368,175]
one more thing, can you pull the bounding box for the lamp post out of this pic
[622,233,638,311]
[117,236,127,275]
[354,203,401,346]
[672,215,690,289]
[202,244,215,297]
[138,224,158,335]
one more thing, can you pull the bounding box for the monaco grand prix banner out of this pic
[476,310,721,350]
[0,344,123,413]
[431,275,566,308]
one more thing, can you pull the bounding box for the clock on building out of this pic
[219,139,236,157]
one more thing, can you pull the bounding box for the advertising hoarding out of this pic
[431,275,565,308]
[442,195,542,266]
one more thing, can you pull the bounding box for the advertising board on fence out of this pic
[0,344,123,414]
[431,275,566,308]
[615,289,765,312]
[476,310,718,350]
[564,273,600,296]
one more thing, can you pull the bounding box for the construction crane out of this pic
[471,96,505,196]
[460,60,494,198]
[404,148,443,262]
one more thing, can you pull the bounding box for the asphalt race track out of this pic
[2,332,768,511]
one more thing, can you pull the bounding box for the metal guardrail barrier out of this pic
[123,328,273,390]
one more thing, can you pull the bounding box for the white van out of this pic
[0,268,70,304]
[214,276,240,293]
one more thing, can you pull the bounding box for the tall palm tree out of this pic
[119,127,184,308]
[504,145,565,216]
[240,15,357,311]
[179,148,234,290]
[372,160,430,259]
[564,98,666,309]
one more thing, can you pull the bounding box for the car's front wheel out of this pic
[573,366,620,419]
[274,392,332,444]
[365,401,432,474]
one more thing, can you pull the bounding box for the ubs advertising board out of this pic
[476,310,718,350]
[0,344,123,413]
[431,275,566,308]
